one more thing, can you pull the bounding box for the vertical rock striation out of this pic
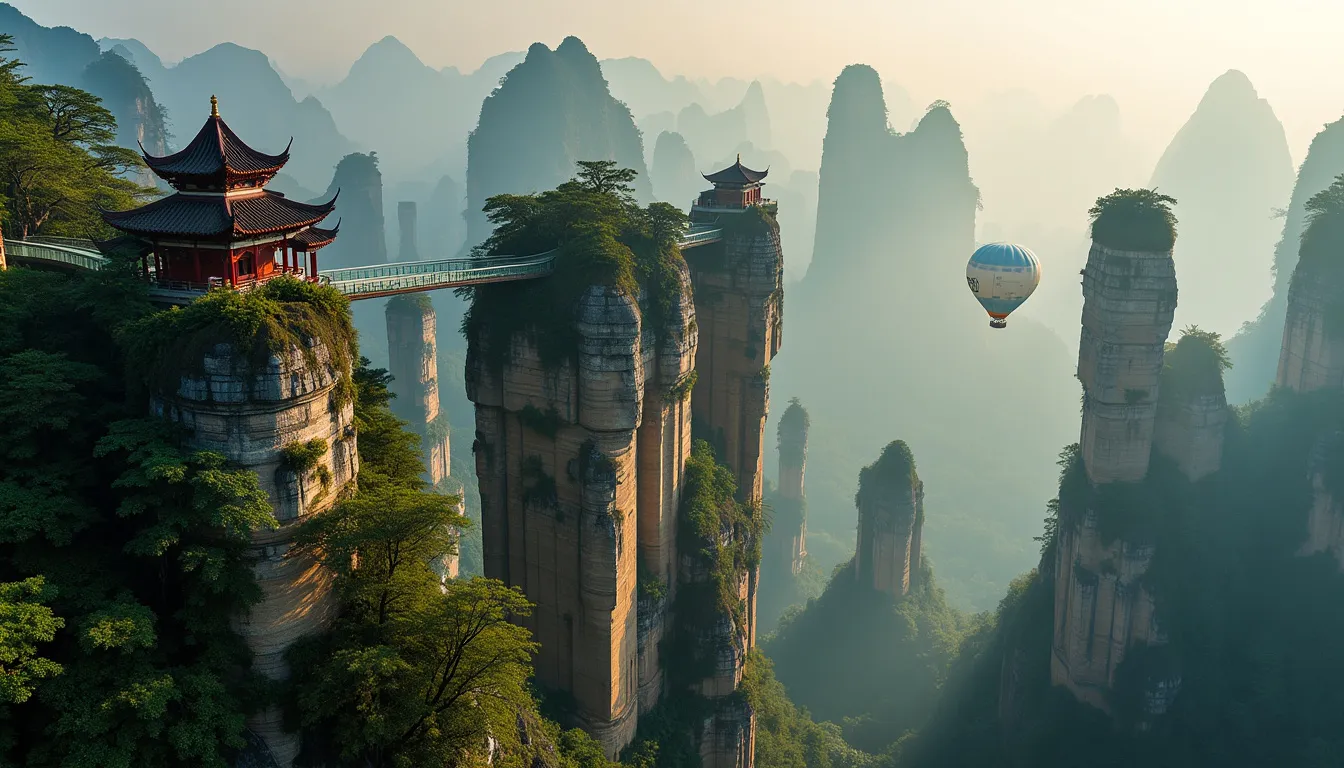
[1053,193,1179,713]
[151,334,357,766]
[386,294,450,485]
[854,441,924,598]
[1153,331,1229,482]
[466,267,696,757]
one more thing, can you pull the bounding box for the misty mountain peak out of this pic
[828,64,889,133]
[351,35,426,74]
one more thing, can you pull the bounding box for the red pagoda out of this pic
[102,96,338,292]
[689,154,775,224]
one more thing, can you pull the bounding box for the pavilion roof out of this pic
[101,190,338,241]
[703,155,769,186]
[141,98,291,188]
[289,223,340,251]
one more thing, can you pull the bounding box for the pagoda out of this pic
[690,154,774,223]
[102,96,338,292]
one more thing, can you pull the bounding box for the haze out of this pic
[14,0,1344,162]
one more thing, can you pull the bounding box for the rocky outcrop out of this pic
[465,37,651,249]
[1153,331,1230,481]
[854,441,923,598]
[1226,114,1344,403]
[774,398,809,575]
[315,153,387,269]
[397,201,420,262]
[466,267,696,757]
[1053,200,1180,714]
[386,294,450,485]
[651,131,702,209]
[151,338,357,766]
[1150,71,1293,337]
[1077,243,1178,484]
[1275,179,1344,393]
[685,211,784,511]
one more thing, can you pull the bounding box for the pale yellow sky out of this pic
[15,0,1344,163]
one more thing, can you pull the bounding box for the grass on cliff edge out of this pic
[120,276,357,404]
[458,161,694,372]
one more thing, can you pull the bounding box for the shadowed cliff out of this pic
[771,65,1079,611]
[1150,70,1294,337]
[1225,114,1344,403]
[465,37,651,250]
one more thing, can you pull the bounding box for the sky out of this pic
[14,0,1344,163]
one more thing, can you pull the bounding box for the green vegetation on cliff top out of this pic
[1088,188,1179,253]
[461,160,691,371]
[1160,326,1231,402]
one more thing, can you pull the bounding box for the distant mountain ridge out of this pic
[96,36,355,190]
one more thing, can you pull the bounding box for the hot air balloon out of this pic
[966,243,1041,329]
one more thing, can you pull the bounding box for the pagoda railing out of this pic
[6,239,107,271]
[679,226,723,247]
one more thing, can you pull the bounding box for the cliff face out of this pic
[685,210,785,512]
[316,153,388,269]
[1153,332,1229,482]
[1150,71,1294,336]
[1226,115,1344,403]
[152,332,357,765]
[1053,196,1180,713]
[465,37,651,249]
[466,271,696,756]
[386,294,450,485]
[854,441,924,597]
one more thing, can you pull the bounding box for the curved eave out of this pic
[231,191,339,238]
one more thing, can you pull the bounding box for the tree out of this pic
[575,159,639,201]
[0,35,148,238]
[0,577,63,705]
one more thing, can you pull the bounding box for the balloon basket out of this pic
[989,318,1007,329]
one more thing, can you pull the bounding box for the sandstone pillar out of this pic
[152,338,357,766]
[854,441,924,598]
[398,200,420,262]
[774,398,809,575]
[386,294,450,486]
[466,271,696,759]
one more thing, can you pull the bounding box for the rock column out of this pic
[1052,239,1177,712]
[775,399,809,575]
[466,268,696,758]
[854,441,924,598]
[152,339,357,766]
[398,201,420,262]
[386,294,450,485]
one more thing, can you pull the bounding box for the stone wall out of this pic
[1077,243,1178,484]
[151,338,357,766]
[466,269,696,758]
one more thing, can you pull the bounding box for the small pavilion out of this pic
[101,96,338,290]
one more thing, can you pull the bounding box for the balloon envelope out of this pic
[966,243,1041,328]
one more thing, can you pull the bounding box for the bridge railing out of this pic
[321,252,559,299]
[679,227,723,248]
[28,235,99,251]
[6,239,107,271]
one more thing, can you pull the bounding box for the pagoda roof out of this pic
[141,97,291,188]
[289,222,341,251]
[703,155,768,186]
[101,190,338,241]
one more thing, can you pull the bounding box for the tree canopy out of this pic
[0,34,148,239]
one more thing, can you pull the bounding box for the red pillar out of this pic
[193,248,202,284]
[228,249,237,288]
[309,251,316,282]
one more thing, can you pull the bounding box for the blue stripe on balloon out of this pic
[970,243,1039,268]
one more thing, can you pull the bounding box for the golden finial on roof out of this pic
[736,152,741,164]
[210,94,219,118]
